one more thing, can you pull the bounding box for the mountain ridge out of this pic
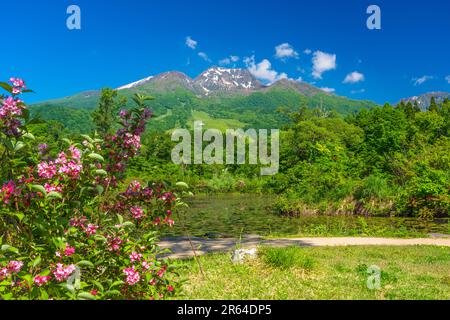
[29,67,382,134]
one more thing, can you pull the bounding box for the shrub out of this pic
[0,79,179,300]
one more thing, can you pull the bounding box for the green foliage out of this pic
[91,88,126,136]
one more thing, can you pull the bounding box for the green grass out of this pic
[189,110,247,131]
[175,245,450,300]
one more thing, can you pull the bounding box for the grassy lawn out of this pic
[189,110,247,131]
[175,245,450,300]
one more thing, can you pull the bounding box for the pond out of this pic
[161,194,450,238]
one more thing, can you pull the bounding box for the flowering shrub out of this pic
[0,79,179,300]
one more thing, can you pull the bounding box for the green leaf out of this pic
[117,214,124,225]
[13,141,25,152]
[88,153,105,162]
[31,185,47,195]
[110,280,124,288]
[94,169,108,176]
[77,260,94,268]
[77,292,97,300]
[176,181,189,189]
[95,184,104,195]
[104,290,121,297]
[46,191,62,200]
[32,256,42,268]
[93,235,107,242]
[40,289,49,300]
[22,132,35,140]
[1,245,19,254]
[92,281,104,292]
[0,82,12,93]
[81,135,94,143]
[121,221,135,228]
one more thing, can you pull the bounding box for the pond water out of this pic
[161,194,450,238]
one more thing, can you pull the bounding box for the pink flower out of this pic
[64,244,75,257]
[86,224,99,236]
[0,97,22,116]
[164,217,175,227]
[1,180,18,204]
[7,261,24,273]
[142,260,152,271]
[54,151,67,165]
[149,278,157,286]
[129,252,142,263]
[0,267,9,279]
[157,266,167,278]
[37,161,57,179]
[52,263,76,282]
[44,183,62,193]
[9,77,26,89]
[34,275,51,287]
[107,236,123,252]
[69,146,81,160]
[153,217,161,226]
[167,285,174,292]
[123,267,140,286]
[90,290,98,296]
[130,206,144,219]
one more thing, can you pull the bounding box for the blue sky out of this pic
[1,0,449,104]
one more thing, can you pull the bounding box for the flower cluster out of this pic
[9,78,26,95]
[37,147,83,182]
[102,108,152,186]
[52,263,76,282]
[0,97,24,136]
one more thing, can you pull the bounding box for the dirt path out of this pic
[159,235,450,259]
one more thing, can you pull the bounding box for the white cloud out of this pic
[245,55,287,84]
[275,43,299,60]
[321,87,335,93]
[303,49,312,55]
[230,55,240,62]
[198,52,211,62]
[295,76,303,82]
[446,75,450,84]
[185,36,197,50]
[219,58,231,65]
[343,71,365,84]
[312,51,337,79]
[351,88,366,94]
[219,55,240,65]
[412,75,433,86]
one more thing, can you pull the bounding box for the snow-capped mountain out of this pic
[117,76,154,90]
[400,92,449,111]
[194,67,262,95]
[116,67,264,96]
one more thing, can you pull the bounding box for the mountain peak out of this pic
[117,75,154,90]
[194,67,262,95]
[269,78,326,97]
[400,91,449,111]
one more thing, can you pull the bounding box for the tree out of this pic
[429,96,439,112]
[91,88,127,137]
